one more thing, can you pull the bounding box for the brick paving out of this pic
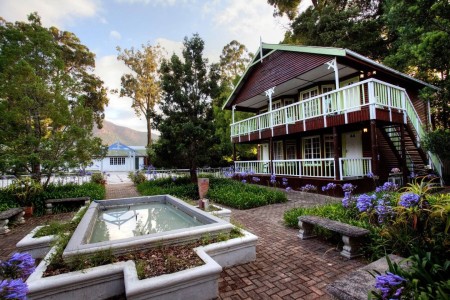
[0,184,365,299]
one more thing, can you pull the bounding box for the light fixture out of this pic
[363,128,368,133]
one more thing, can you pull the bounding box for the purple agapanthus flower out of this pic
[285,187,292,192]
[342,192,354,208]
[399,193,420,208]
[374,272,407,300]
[376,182,398,193]
[341,183,356,193]
[300,184,317,192]
[0,279,28,300]
[171,176,177,182]
[241,179,247,184]
[0,253,35,280]
[356,194,376,212]
[375,199,393,224]
[270,174,276,185]
[321,182,337,192]
[367,172,375,179]
[282,178,288,186]
[251,177,260,183]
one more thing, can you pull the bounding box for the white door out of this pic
[261,144,269,173]
[342,131,363,176]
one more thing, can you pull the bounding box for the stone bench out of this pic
[45,197,90,214]
[298,215,370,259]
[0,208,25,234]
[327,254,405,299]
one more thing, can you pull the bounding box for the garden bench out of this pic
[0,208,25,234]
[45,197,90,214]
[298,215,369,259]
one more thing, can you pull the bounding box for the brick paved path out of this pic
[0,184,365,299]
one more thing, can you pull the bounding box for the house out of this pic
[90,141,146,172]
[223,43,443,191]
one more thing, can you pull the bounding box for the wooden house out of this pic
[223,44,443,190]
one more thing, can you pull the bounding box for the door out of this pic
[342,131,363,176]
[135,157,139,170]
[261,144,270,173]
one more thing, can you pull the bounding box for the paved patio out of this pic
[0,183,365,299]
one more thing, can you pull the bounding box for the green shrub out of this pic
[137,177,287,209]
[90,173,106,185]
[128,171,146,185]
[0,189,17,212]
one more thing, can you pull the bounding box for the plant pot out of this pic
[24,206,34,217]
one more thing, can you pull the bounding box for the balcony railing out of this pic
[235,158,371,180]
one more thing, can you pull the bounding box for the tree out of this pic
[383,0,450,128]
[0,14,108,186]
[219,40,253,86]
[155,34,220,182]
[116,44,162,148]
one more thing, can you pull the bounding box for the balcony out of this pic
[230,78,424,143]
[235,158,372,180]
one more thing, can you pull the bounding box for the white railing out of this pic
[234,160,270,174]
[339,158,372,178]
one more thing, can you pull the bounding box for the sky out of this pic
[0,0,293,132]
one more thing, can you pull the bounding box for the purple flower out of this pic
[270,174,276,185]
[251,177,260,183]
[409,172,416,178]
[376,182,398,193]
[0,279,28,300]
[356,194,376,212]
[367,172,375,179]
[375,199,393,224]
[241,179,247,184]
[0,253,35,280]
[282,178,288,186]
[300,184,317,192]
[342,192,354,208]
[172,176,177,182]
[399,193,420,208]
[374,272,407,299]
[285,187,292,192]
[322,182,337,192]
[342,183,356,193]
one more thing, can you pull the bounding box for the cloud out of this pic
[0,0,101,28]
[115,0,192,6]
[95,55,147,132]
[110,30,122,40]
[155,38,183,59]
[204,0,289,52]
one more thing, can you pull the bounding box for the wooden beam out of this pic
[269,137,274,174]
[400,125,408,185]
[233,143,236,162]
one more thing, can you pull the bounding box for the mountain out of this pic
[93,120,159,146]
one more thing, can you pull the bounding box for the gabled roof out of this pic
[107,141,146,157]
[223,43,437,110]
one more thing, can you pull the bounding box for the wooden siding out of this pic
[234,51,332,105]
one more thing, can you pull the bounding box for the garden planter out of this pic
[24,206,34,217]
[24,229,258,300]
[16,226,57,259]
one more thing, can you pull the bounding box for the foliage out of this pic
[422,129,450,161]
[154,34,220,181]
[0,14,108,186]
[90,172,106,185]
[218,40,253,86]
[128,171,146,185]
[0,252,35,300]
[115,43,162,148]
[34,221,75,238]
[284,178,449,262]
[138,177,287,209]
[370,253,450,300]
[6,177,43,207]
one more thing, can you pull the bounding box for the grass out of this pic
[137,177,287,209]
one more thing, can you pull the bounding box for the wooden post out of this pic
[269,137,274,174]
[333,127,340,180]
[400,125,408,185]
[370,120,379,175]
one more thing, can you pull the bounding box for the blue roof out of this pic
[108,141,136,152]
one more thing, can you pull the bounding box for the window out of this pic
[274,141,284,160]
[286,141,297,159]
[110,157,125,165]
[324,135,334,158]
[284,99,295,106]
[300,87,320,118]
[303,136,321,160]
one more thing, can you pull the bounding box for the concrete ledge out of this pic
[209,205,231,222]
[26,228,258,300]
[16,226,57,259]
[326,254,405,300]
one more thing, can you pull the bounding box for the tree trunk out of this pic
[146,116,152,148]
[190,167,197,183]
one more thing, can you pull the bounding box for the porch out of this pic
[235,158,372,180]
[230,78,423,143]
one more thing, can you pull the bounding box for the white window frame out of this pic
[302,136,321,165]
[273,141,284,160]
[300,86,319,101]
[110,157,125,166]
[324,134,334,159]
[339,76,359,88]
[285,140,297,160]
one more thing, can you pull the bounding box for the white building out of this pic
[90,142,146,172]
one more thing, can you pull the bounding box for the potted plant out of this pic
[7,177,43,216]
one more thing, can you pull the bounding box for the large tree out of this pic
[155,34,219,182]
[219,40,253,87]
[0,14,108,186]
[116,43,162,149]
